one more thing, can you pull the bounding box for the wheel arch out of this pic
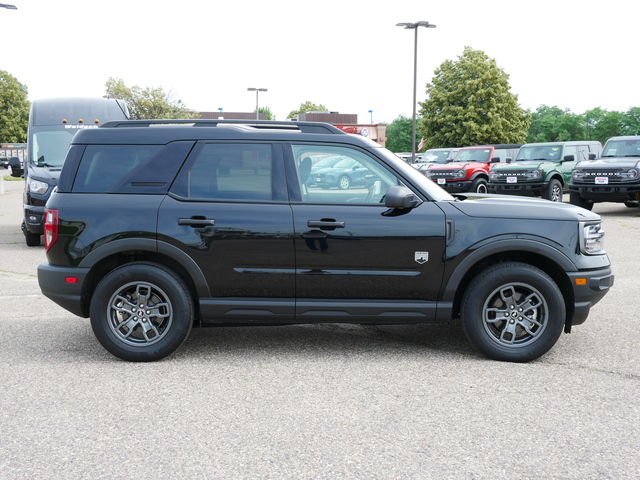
[441,240,576,327]
[77,238,208,320]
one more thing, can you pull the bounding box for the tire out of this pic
[569,191,594,211]
[470,177,488,194]
[338,176,351,190]
[460,262,565,362]
[623,200,639,208]
[90,262,194,362]
[542,178,563,202]
[24,223,41,247]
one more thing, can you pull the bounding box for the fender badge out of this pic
[415,252,429,264]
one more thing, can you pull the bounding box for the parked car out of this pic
[8,157,23,177]
[489,141,602,202]
[569,136,640,210]
[38,119,613,362]
[413,148,459,172]
[311,157,374,189]
[423,144,521,193]
[0,156,9,169]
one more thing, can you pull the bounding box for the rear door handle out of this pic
[307,219,345,230]
[178,217,216,227]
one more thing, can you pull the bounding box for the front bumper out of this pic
[569,184,640,202]
[488,182,547,196]
[568,267,614,325]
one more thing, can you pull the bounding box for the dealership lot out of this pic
[0,177,638,479]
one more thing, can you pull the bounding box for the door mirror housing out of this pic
[385,185,420,209]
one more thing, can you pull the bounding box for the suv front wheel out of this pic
[90,262,194,362]
[460,262,565,362]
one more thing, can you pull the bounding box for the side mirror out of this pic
[490,157,500,163]
[588,152,597,160]
[563,154,575,162]
[385,185,420,209]
[9,157,23,178]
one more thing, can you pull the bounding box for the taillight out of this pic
[44,209,59,252]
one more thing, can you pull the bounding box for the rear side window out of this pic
[72,145,161,193]
[172,143,278,201]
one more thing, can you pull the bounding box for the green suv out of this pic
[489,141,602,202]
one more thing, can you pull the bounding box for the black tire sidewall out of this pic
[543,179,563,202]
[461,262,565,362]
[90,263,193,362]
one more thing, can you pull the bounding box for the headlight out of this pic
[580,222,605,255]
[524,169,542,180]
[453,169,465,179]
[572,170,585,180]
[621,168,639,180]
[27,179,49,194]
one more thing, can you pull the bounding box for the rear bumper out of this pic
[38,263,90,318]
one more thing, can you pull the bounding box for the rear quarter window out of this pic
[71,141,193,194]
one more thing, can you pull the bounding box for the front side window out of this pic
[293,145,400,204]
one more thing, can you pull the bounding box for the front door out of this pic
[287,143,447,323]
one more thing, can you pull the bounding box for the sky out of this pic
[3,0,639,125]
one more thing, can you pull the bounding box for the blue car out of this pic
[311,158,373,189]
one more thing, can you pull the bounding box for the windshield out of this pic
[422,150,452,163]
[332,158,356,169]
[313,156,343,168]
[454,148,491,162]
[602,139,640,157]
[515,145,563,162]
[29,126,79,167]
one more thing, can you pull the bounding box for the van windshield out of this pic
[29,126,82,167]
[515,145,563,162]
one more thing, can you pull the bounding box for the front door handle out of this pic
[178,217,216,227]
[307,219,345,230]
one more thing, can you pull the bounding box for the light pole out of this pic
[368,110,373,124]
[247,88,267,120]
[396,21,436,163]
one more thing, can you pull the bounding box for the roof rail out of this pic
[98,119,346,135]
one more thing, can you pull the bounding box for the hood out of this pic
[27,163,63,184]
[493,161,548,169]
[449,193,601,222]
[575,157,640,169]
[428,161,486,170]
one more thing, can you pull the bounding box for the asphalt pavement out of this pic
[0,174,638,480]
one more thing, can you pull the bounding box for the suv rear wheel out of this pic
[461,262,565,362]
[90,262,193,362]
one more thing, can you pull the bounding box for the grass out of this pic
[3,176,23,181]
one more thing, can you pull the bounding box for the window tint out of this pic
[175,143,273,201]
[293,145,399,204]
[72,144,160,193]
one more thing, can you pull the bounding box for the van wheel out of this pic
[24,222,41,247]
[542,179,563,202]
[461,262,565,362]
[90,263,193,362]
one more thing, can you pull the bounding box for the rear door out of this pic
[286,143,447,322]
[158,142,295,322]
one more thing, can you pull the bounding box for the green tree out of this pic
[287,101,328,119]
[583,107,627,144]
[385,115,415,152]
[257,106,274,120]
[622,107,640,136]
[0,71,30,143]
[528,105,585,143]
[104,77,198,120]
[418,47,530,149]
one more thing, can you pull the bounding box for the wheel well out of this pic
[450,250,574,326]
[80,251,201,324]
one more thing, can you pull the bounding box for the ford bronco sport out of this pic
[38,120,614,362]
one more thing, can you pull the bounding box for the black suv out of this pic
[38,120,614,362]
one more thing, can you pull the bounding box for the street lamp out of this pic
[396,21,436,163]
[247,87,267,120]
